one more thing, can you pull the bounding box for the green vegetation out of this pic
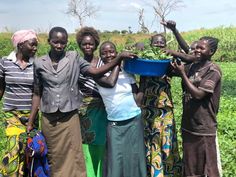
[0,27,236,176]
[129,46,173,60]
[1,26,236,61]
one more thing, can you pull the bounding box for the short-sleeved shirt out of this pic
[0,51,34,111]
[97,70,141,121]
[34,51,90,113]
[182,60,222,136]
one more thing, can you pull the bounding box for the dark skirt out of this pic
[182,131,220,177]
[103,114,146,177]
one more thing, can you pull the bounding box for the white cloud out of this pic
[130,2,142,10]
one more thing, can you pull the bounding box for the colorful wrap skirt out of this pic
[142,107,182,177]
[0,110,31,177]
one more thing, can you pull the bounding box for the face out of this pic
[151,35,166,48]
[194,40,212,61]
[100,43,117,64]
[19,38,38,58]
[189,41,198,55]
[80,35,96,56]
[48,31,68,55]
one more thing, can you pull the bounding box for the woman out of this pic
[0,30,38,176]
[27,27,135,177]
[97,41,147,177]
[76,27,107,177]
[170,36,221,177]
[138,34,182,177]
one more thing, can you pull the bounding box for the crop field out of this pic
[0,27,236,176]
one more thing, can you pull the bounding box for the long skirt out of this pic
[182,131,220,177]
[79,97,107,177]
[142,107,182,177]
[0,111,31,177]
[41,110,86,177]
[82,144,105,177]
[103,114,147,177]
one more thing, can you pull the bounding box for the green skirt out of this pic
[79,97,108,177]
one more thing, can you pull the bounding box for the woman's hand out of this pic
[27,122,34,133]
[161,20,176,31]
[118,51,138,60]
[171,60,185,77]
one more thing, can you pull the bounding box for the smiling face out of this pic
[99,42,117,64]
[48,31,68,56]
[151,34,166,48]
[80,35,96,57]
[194,39,213,61]
[189,41,198,55]
[19,38,38,58]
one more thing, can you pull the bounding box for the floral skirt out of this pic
[142,107,182,177]
[0,111,31,177]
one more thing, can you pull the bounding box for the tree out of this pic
[148,0,184,33]
[138,8,149,34]
[66,0,99,28]
[121,30,128,35]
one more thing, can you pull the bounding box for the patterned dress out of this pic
[78,58,108,177]
[141,76,182,177]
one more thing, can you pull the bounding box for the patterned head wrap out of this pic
[11,29,38,47]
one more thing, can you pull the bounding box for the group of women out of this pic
[0,23,221,177]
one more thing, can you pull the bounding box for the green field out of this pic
[0,27,236,176]
[0,62,235,176]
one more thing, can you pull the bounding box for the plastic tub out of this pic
[123,58,171,76]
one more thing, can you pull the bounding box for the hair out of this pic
[134,42,145,51]
[199,36,219,55]
[150,33,166,44]
[76,27,100,49]
[99,41,117,53]
[48,27,68,39]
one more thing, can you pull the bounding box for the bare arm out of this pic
[171,61,207,99]
[161,20,190,53]
[96,65,120,88]
[131,83,140,105]
[165,49,196,63]
[27,93,41,132]
[85,51,137,78]
[27,63,42,132]
[135,76,146,107]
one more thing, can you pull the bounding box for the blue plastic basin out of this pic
[123,58,171,76]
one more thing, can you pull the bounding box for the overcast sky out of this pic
[0,0,236,33]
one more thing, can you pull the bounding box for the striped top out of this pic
[0,51,34,111]
[79,58,103,98]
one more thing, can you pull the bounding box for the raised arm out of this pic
[161,20,190,53]
[85,51,137,78]
[95,65,120,88]
[165,49,196,63]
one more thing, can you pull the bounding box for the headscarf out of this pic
[11,29,38,47]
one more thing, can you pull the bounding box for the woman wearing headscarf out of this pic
[0,29,38,177]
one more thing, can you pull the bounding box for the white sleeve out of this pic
[124,71,136,84]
